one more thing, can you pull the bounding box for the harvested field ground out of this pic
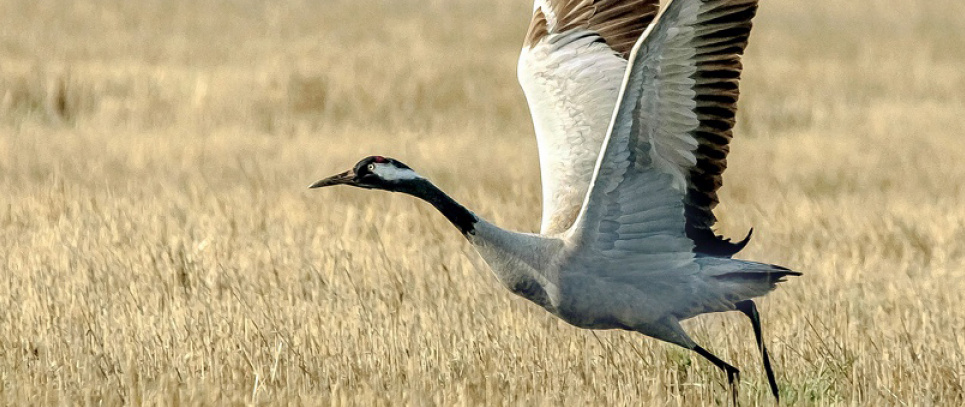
[2,0,964,405]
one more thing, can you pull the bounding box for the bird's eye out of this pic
[367,163,376,172]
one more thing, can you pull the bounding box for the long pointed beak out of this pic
[309,169,356,189]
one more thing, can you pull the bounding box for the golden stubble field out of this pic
[2,0,964,405]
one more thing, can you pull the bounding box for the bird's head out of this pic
[309,155,423,192]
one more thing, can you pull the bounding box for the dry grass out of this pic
[2,0,965,405]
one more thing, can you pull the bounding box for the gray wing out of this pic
[519,0,659,234]
[568,0,760,279]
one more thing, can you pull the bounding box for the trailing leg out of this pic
[736,299,780,401]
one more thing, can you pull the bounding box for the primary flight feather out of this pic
[311,0,800,401]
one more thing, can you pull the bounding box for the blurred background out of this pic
[2,0,964,405]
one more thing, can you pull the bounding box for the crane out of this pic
[310,0,800,401]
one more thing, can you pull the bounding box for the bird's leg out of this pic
[692,345,740,405]
[736,299,780,401]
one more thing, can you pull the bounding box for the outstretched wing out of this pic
[570,0,759,270]
[519,0,659,235]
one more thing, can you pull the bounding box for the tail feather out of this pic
[703,260,801,302]
[680,259,801,320]
[716,265,802,282]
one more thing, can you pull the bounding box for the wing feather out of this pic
[526,0,660,58]
[570,0,760,279]
[520,0,660,234]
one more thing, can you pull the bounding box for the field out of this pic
[2,0,965,405]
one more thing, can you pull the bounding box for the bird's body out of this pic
[311,0,800,401]
[468,210,790,348]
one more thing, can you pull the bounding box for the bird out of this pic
[310,0,800,402]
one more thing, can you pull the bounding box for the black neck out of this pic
[397,179,477,236]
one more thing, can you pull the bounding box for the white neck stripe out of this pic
[372,163,421,181]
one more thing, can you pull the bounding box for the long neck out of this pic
[398,179,477,235]
[397,179,563,309]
